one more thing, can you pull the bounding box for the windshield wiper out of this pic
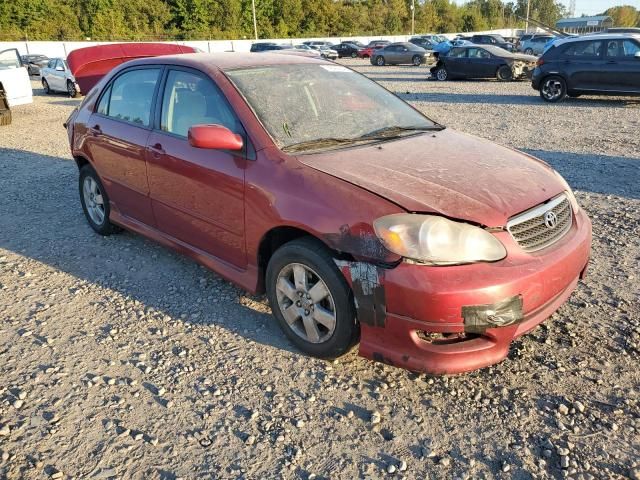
[282,137,362,153]
[358,124,445,139]
[282,124,446,153]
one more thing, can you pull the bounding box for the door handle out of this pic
[89,124,102,136]
[148,143,165,157]
[606,60,617,64]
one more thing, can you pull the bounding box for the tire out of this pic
[266,237,357,359]
[412,55,422,66]
[79,165,119,235]
[42,78,51,94]
[351,52,357,58]
[496,65,513,81]
[524,48,534,55]
[539,75,567,103]
[0,89,11,126]
[67,80,79,98]
[435,66,448,81]
[375,56,385,66]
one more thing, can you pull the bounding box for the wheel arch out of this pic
[256,225,353,294]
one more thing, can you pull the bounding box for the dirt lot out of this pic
[0,62,639,480]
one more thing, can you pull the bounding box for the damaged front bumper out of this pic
[336,208,592,375]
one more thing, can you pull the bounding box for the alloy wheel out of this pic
[83,176,105,225]
[436,68,447,81]
[541,78,564,101]
[275,263,336,344]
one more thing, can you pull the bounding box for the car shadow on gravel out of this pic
[0,147,301,356]
[397,91,640,108]
[523,150,640,200]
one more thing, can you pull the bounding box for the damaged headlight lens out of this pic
[373,214,506,265]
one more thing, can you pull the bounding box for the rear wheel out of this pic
[412,55,422,66]
[42,78,51,94]
[266,237,357,359]
[435,66,448,81]
[351,52,357,58]
[540,75,567,103]
[79,165,120,235]
[496,65,513,81]
[375,56,385,66]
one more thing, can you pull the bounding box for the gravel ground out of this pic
[0,66,638,480]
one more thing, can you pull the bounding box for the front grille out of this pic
[507,194,572,252]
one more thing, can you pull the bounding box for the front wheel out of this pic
[496,65,513,81]
[79,165,120,235]
[412,55,422,66]
[42,78,51,94]
[524,48,534,55]
[351,52,357,58]
[375,56,385,66]
[540,75,567,103]
[266,238,357,359]
[435,66,448,81]
[67,81,79,98]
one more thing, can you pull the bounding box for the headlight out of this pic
[373,214,506,265]
[553,170,580,213]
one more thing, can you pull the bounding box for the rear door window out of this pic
[102,68,160,127]
[563,41,603,58]
[622,39,640,57]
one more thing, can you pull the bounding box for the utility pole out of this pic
[411,0,415,35]
[525,0,531,32]
[252,0,258,40]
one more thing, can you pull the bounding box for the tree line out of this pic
[0,0,638,42]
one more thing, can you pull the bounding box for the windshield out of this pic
[493,35,507,43]
[226,64,438,152]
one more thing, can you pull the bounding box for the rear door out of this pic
[444,47,468,76]
[602,38,640,92]
[559,40,604,91]
[145,67,247,268]
[0,48,32,106]
[85,67,161,225]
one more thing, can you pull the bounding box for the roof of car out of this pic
[553,33,640,45]
[123,52,328,72]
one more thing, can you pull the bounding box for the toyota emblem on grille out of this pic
[544,210,558,229]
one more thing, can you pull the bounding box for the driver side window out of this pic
[160,69,237,138]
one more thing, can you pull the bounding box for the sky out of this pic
[453,1,640,17]
[565,0,640,16]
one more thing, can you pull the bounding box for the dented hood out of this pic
[297,129,564,227]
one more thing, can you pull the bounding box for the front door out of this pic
[146,68,247,268]
[85,67,161,225]
[602,38,640,92]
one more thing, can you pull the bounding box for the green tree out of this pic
[604,5,639,27]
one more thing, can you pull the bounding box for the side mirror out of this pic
[188,124,243,151]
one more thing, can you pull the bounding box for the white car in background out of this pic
[41,58,81,97]
[0,48,33,126]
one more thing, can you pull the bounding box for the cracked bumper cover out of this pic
[337,208,592,375]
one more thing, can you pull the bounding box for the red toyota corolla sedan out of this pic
[65,53,591,374]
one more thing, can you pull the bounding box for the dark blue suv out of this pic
[532,34,640,102]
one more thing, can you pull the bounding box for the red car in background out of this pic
[65,52,591,374]
[357,40,391,58]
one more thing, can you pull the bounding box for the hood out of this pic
[510,52,538,62]
[297,129,564,227]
